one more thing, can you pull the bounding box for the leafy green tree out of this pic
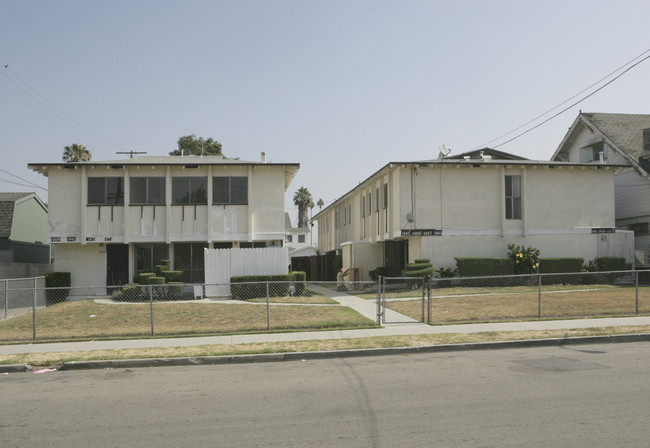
[62,143,91,162]
[293,186,313,228]
[169,135,224,156]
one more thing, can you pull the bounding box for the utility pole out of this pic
[116,151,147,159]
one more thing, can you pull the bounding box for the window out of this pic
[376,188,380,213]
[172,177,207,204]
[135,243,168,274]
[580,142,606,163]
[361,195,365,217]
[383,183,388,209]
[240,242,267,249]
[368,192,372,215]
[287,235,293,242]
[505,175,522,220]
[213,177,248,204]
[628,222,649,236]
[298,235,305,243]
[174,243,207,283]
[88,177,124,205]
[130,177,165,205]
[213,242,233,249]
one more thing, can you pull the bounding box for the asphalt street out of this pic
[2,341,650,447]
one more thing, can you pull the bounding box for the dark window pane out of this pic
[213,242,233,249]
[231,177,248,204]
[130,178,147,204]
[135,244,152,271]
[174,243,191,270]
[172,177,190,204]
[190,177,207,204]
[192,243,207,269]
[153,244,168,269]
[106,177,123,204]
[298,235,305,243]
[148,178,165,204]
[88,178,105,205]
[212,177,229,203]
[505,176,512,197]
[513,198,522,219]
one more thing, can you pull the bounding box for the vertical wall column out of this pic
[248,166,254,241]
[207,166,213,244]
[522,167,528,237]
[81,166,87,245]
[123,168,130,244]
[166,166,172,244]
[500,166,506,237]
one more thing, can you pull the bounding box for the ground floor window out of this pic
[174,242,208,283]
[135,243,168,275]
[240,242,267,249]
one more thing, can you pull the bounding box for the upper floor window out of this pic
[383,183,388,209]
[130,177,165,205]
[172,177,207,205]
[298,235,306,243]
[213,177,248,204]
[505,175,522,220]
[580,142,606,163]
[88,177,123,205]
[287,234,293,242]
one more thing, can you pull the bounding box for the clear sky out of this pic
[2,0,649,224]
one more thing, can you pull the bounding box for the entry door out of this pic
[384,240,408,277]
[107,244,129,286]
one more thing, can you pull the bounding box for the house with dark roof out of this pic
[0,192,49,264]
[552,112,650,267]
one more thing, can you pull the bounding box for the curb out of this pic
[56,332,650,371]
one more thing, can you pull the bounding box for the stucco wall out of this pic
[53,243,106,289]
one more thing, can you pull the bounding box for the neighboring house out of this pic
[28,155,299,289]
[313,148,633,280]
[552,112,650,267]
[0,192,49,264]
[284,213,315,257]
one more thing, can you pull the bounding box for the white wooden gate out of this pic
[204,247,289,297]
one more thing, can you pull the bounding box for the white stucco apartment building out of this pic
[28,155,299,288]
[313,149,633,280]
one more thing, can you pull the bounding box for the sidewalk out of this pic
[3,316,650,356]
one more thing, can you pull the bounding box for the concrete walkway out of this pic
[2,316,650,356]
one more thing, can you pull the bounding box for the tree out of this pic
[169,135,224,156]
[293,186,313,228]
[62,143,91,162]
[317,198,324,210]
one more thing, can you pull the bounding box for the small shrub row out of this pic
[45,271,71,305]
[230,272,307,300]
[402,259,434,278]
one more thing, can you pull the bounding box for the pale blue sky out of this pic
[2,0,649,223]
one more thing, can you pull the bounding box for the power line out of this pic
[0,167,47,191]
[473,47,650,150]
[492,53,650,149]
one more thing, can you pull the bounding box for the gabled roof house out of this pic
[552,112,650,266]
[0,192,49,264]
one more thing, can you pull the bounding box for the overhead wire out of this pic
[473,47,650,150]
[0,167,47,191]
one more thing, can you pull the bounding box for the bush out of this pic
[455,257,514,277]
[135,272,156,284]
[230,275,292,300]
[161,270,183,283]
[596,257,626,271]
[112,283,143,302]
[369,266,386,281]
[290,271,306,295]
[45,271,71,305]
[508,243,540,275]
[402,259,434,278]
[540,258,584,273]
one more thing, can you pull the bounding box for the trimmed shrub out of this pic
[369,266,386,281]
[540,258,584,273]
[290,271,306,295]
[161,270,183,283]
[45,271,71,305]
[596,257,626,271]
[135,272,156,284]
[145,276,166,285]
[230,275,292,300]
[455,257,514,277]
[402,259,434,278]
[112,283,143,302]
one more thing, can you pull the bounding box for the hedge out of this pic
[455,257,514,277]
[596,257,626,271]
[161,270,183,283]
[231,275,293,300]
[402,259,434,278]
[44,271,71,305]
[539,258,584,273]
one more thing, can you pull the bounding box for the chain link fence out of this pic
[1,271,649,343]
[380,270,650,324]
[0,280,379,343]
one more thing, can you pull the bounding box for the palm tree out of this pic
[62,143,91,162]
[317,198,324,210]
[293,186,313,228]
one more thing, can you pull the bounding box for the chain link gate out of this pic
[378,276,429,324]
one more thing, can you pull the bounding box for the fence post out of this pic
[634,271,639,315]
[427,281,432,324]
[149,285,154,336]
[266,282,271,331]
[538,273,542,319]
[421,277,426,323]
[3,280,7,320]
[382,277,386,324]
[376,277,381,325]
[33,277,37,341]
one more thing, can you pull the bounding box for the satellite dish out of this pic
[439,144,451,158]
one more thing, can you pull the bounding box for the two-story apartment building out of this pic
[29,155,299,288]
[313,149,633,280]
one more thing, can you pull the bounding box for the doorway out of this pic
[107,244,129,286]
[384,240,409,277]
